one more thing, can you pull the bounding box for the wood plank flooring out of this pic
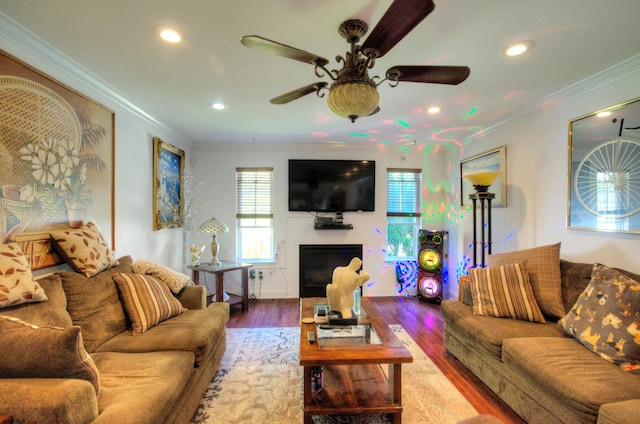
[227,296,526,424]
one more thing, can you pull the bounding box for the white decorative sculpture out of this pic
[326,257,370,319]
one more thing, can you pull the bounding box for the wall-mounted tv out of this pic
[288,159,375,212]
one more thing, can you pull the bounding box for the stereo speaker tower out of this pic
[416,230,448,303]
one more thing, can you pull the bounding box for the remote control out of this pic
[307,331,316,344]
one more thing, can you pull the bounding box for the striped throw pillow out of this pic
[112,273,186,335]
[469,262,546,323]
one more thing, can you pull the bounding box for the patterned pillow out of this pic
[0,315,100,395]
[487,242,564,319]
[0,242,48,308]
[469,262,546,323]
[50,222,118,277]
[558,263,640,372]
[112,273,186,335]
[132,259,190,294]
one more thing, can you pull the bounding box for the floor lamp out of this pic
[463,172,501,268]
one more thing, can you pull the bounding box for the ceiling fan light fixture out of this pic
[327,81,379,123]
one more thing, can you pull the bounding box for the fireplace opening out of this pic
[299,244,363,298]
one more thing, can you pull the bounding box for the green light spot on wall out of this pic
[433,129,441,133]
[397,120,411,128]
[464,107,478,119]
[347,133,369,138]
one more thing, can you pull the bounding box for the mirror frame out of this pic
[567,96,640,233]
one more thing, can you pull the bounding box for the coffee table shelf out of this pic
[299,297,412,423]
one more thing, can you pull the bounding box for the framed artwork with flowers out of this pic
[0,50,115,269]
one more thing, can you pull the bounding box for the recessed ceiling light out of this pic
[505,40,536,57]
[154,25,183,44]
[427,106,442,114]
[212,103,226,110]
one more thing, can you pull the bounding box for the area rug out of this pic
[191,326,478,423]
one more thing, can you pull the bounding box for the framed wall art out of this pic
[153,137,184,230]
[460,145,507,208]
[0,49,115,269]
[567,96,640,233]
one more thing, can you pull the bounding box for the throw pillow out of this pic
[487,242,564,319]
[469,262,546,323]
[112,273,186,335]
[50,222,118,277]
[0,315,101,395]
[558,263,640,372]
[131,259,190,294]
[0,242,48,308]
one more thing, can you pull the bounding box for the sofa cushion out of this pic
[441,300,564,360]
[112,273,186,335]
[95,302,229,367]
[0,242,48,308]
[469,262,545,323]
[59,256,132,352]
[558,263,640,372]
[91,350,194,424]
[50,222,118,277]
[1,274,72,327]
[0,315,101,395]
[502,337,640,423]
[487,242,565,319]
[131,259,190,294]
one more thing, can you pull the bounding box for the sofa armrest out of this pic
[458,276,473,306]
[175,285,206,309]
[597,399,640,424]
[0,378,98,424]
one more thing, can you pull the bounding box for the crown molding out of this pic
[0,12,183,139]
[467,53,640,142]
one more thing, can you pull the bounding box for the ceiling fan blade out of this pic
[386,65,470,85]
[270,82,328,105]
[241,35,329,66]
[361,0,435,58]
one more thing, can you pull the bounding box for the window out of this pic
[386,168,421,260]
[236,167,274,262]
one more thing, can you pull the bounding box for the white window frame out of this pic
[236,167,274,262]
[386,168,421,261]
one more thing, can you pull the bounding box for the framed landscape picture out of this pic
[460,145,507,208]
[153,137,184,230]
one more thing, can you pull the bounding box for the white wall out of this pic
[0,16,192,273]
[4,15,639,301]
[444,55,640,299]
[189,143,450,299]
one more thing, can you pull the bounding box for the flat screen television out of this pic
[288,159,375,212]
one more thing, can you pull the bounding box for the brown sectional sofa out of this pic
[442,259,640,424]
[0,256,229,424]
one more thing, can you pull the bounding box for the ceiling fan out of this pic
[241,0,470,123]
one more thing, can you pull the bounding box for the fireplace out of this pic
[299,244,363,298]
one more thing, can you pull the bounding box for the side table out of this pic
[188,262,251,312]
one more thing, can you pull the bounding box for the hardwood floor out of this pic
[227,296,526,424]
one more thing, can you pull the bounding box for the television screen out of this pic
[288,159,375,212]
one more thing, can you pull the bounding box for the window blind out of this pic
[387,168,421,217]
[236,167,274,219]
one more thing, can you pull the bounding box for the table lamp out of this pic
[198,215,229,265]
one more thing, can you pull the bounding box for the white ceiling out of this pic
[1,0,640,146]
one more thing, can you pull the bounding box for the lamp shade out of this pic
[463,172,501,191]
[198,216,228,234]
[327,81,379,123]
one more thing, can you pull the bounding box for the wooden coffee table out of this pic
[299,297,413,423]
